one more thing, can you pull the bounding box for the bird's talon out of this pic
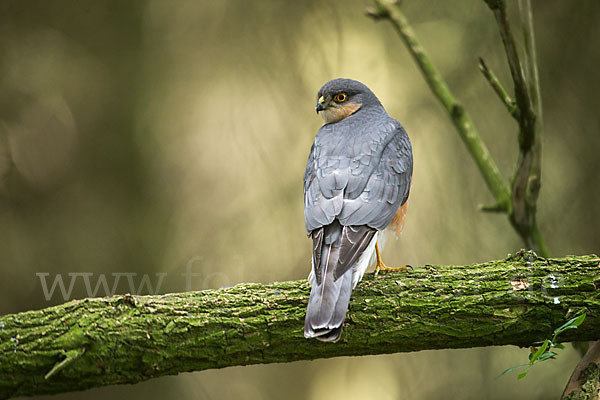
[374,263,412,275]
[373,242,412,276]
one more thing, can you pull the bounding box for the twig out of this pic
[518,0,543,125]
[479,202,508,213]
[478,57,519,119]
[44,348,86,380]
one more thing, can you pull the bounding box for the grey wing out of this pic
[338,123,413,230]
[303,143,316,204]
[303,142,333,235]
[304,121,412,234]
[303,136,347,235]
[303,121,393,235]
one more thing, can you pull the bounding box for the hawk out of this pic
[303,78,413,342]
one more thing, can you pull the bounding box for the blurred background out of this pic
[1,0,598,399]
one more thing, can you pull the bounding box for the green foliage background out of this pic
[0,1,598,399]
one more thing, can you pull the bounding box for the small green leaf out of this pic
[559,316,579,329]
[561,325,578,332]
[517,369,530,380]
[571,314,586,327]
[538,351,557,361]
[530,340,549,364]
[500,315,585,380]
[555,314,586,335]
[500,364,529,376]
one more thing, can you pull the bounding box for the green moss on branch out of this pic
[1,253,599,398]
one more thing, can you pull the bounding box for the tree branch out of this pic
[478,57,519,119]
[563,341,600,399]
[1,253,599,398]
[366,1,512,212]
[484,0,547,256]
[367,0,549,256]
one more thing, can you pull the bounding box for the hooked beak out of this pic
[315,96,327,113]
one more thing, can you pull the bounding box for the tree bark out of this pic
[563,341,600,399]
[1,253,599,399]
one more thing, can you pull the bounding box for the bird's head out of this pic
[315,78,381,124]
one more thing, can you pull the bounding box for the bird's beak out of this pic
[316,96,327,113]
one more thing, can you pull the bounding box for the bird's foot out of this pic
[373,262,413,276]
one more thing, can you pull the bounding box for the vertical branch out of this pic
[518,0,544,249]
[484,0,548,256]
[366,0,549,256]
[487,5,535,148]
[562,341,600,399]
[518,0,543,125]
[366,1,511,211]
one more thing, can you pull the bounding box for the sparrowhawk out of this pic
[304,78,413,342]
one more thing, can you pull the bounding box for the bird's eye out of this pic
[334,93,347,103]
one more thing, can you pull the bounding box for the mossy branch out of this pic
[1,253,599,399]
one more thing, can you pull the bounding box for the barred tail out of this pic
[304,248,353,342]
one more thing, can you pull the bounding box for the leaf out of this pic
[517,369,530,380]
[559,325,579,334]
[538,351,557,361]
[554,314,586,335]
[571,314,586,327]
[529,340,549,364]
[500,315,585,380]
[500,364,529,376]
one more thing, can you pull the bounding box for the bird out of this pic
[303,78,413,342]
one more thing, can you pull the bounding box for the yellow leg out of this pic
[373,242,412,276]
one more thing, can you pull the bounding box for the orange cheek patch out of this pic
[338,102,361,119]
[321,103,361,124]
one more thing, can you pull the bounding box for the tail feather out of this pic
[304,263,353,342]
[304,222,375,342]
